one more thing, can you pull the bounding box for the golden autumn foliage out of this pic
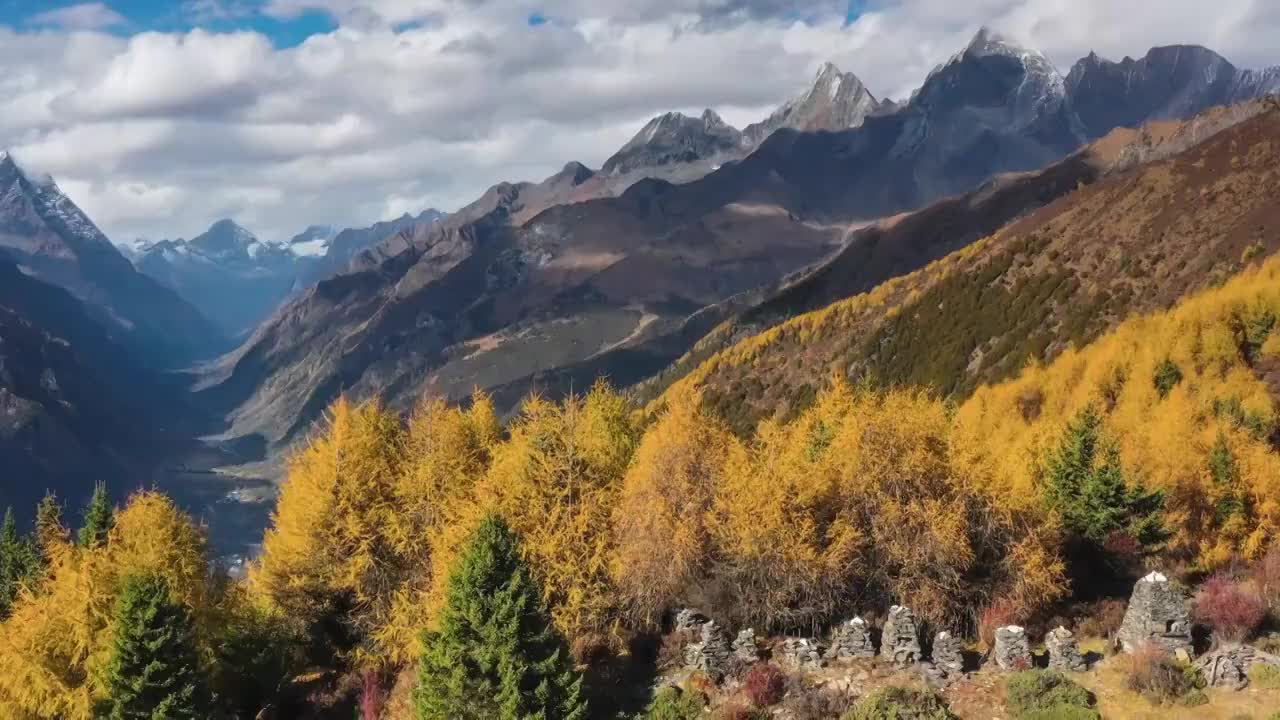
[707,379,1065,630]
[0,492,215,720]
[612,394,733,627]
[466,382,640,649]
[244,254,1280,673]
[251,397,407,667]
[955,257,1280,570]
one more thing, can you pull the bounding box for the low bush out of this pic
[980,599,1021,650]
[843,686,957,720]
[642,686,706,720]
[781,685,857,720]
[1123,644,1208,707]
[742,663,787,707]
[1019,708,1103,720]
[1251,663,1280,690]
[1005,670,1099,720]
[1073,599,1128,640]
[1192,574,1266,643]
[658,630,698,670]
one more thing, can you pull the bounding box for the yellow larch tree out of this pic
[0,492,212,720]
[612,390,733,628]
[251,396,406,668]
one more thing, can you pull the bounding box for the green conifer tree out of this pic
[1043,407,1168,549]
[34,491,68,563]
[0,507,38,619]
[101,573,210,720]
[414,515,587,720]
[78,482,114,549]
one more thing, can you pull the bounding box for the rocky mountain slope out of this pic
[0,250,202,518]
[204,33,1280,455]
[1067,44,1280,139]
[742,61,887,146]
[0,154,222,365]
[654,98,1280,434]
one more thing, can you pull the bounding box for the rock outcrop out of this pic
[994,626,1032,671]
[1045,627,1088,672]
[733,629,761,664]
[675,608,710,633]
[826,617,877,661]
[1116,572,1192,654]
[881,606,922,665]
[1195,644,1280,690]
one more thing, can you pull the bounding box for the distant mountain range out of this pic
[197,31,1280,454]
[128,211,446,338]
[0,153,222,365]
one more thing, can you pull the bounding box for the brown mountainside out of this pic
[654,99,1280,434]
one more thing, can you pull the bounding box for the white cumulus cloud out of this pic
[0,0,1276,246]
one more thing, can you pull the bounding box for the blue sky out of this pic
[4,0,336,46]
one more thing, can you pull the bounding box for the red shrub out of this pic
[1193,574,1266,643]
[979,599,1020,650]
[742,663,787,707]
[359,669,384,720]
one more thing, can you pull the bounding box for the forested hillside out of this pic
[8,246,1280,717]
[653,100,1280,434]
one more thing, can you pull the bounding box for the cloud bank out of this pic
[3,0,1277,244]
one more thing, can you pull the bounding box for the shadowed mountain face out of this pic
[204,32,1280,457]
[0,154,223,366]
[0,250,209,519]
[603,110,744,177]
[1067,45,1280,139]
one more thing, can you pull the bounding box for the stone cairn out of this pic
[781,637,827,668]
[1195,645,1280,690]
[931,631,965,675]
[920,630,966,688]
[880,605,923,665]
[1116,572,1192,655]
[825,617,877,661]
[732,629,761,664]
[1045,627,1087,672]
[684,620,734,676]
[994,626,1032,671]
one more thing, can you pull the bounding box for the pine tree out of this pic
[1043,407,1167,549]
[414,515,587,720]
[0,507,38,619]
[78,482,114,548]
[33,491,68,563]
[101,573,210,720]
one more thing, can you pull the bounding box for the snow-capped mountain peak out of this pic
[288,224,339,258]
[0,150,113,248]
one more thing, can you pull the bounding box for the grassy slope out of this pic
[653,102,1280,436]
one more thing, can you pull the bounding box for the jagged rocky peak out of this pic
[553,160,596,186]
[602,109,744,176]
[742,61,882,146]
